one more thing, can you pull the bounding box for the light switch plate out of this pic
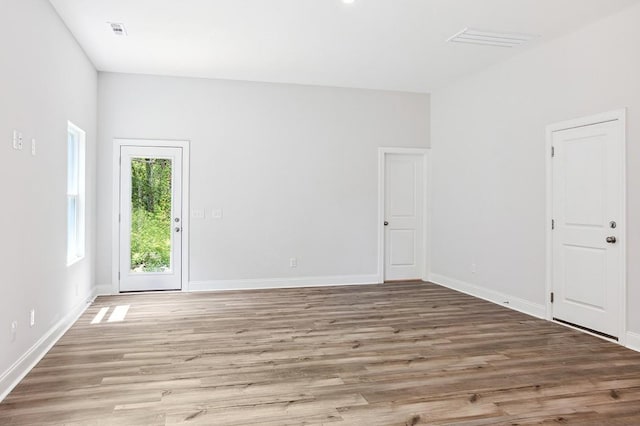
[31,139,36,156]
[191,208,205,219]
[212,208,223,219]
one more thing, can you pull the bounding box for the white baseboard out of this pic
[189,274,381,292]
[626,331,640,352]
[429,273,547,319]
[0,290,96,402]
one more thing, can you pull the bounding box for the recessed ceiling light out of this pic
[107,22,127,36]
[447,28,537,48]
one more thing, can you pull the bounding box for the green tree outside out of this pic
[130,158,172,272]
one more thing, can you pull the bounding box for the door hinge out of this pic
[551,146,555,157]
[552,219,555,230]
[550,292,554,303]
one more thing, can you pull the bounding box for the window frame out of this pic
[67,121,86,266]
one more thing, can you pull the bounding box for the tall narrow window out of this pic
[67,122,86,265]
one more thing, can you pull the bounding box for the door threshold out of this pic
[118,289,182,294]
[553,317,618,342]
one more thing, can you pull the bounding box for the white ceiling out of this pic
[49,0,640,93]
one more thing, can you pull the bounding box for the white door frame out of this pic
[377,147,430,283]
[111,139,190,294]
[545,109,626,344]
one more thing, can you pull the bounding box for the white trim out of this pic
[546,109,625,132]
[544,122,553,321]
[545,109,627,344]
[189,274,380,292]
[430,273,546,319]
[111,139,191,294]
[377,147,430,283]
[0,291,96,402]
[424,151,433,282]
[626,331,640,352]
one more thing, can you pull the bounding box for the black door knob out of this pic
[384,221,389,226]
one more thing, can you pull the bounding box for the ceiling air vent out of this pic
[108,22,127,36]
[447,28,536,48]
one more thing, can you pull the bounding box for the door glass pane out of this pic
[130,158,173,273]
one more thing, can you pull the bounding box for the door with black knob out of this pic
[383,153,425,281]
[551,115,624,339]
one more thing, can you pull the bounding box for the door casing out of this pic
[545,109,626,344]
[377,147,430,283]
[111,139,190,294]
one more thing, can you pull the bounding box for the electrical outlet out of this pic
[290,257,298,268]
[17,132,23,150]
[30,309,35,327]
[212,208,223,220]
[11,320,17,342]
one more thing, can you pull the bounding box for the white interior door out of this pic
[119,146,183,292]
[384,153,424,281]
[551,119,624,339]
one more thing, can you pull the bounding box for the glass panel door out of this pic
[119,146,182,291]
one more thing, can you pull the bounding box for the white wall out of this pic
[430,3,640,335]
[0,0,97,397]
[97,73,430,290]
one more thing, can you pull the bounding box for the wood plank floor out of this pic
[2,281,640,425]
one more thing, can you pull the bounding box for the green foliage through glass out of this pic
[130,158,172,272]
